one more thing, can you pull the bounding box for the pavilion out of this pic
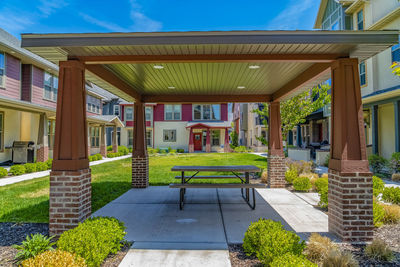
[21,30,398,242]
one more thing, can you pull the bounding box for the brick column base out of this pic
[189,144,194,153]
[37,146,49,162]
[205,144,211,152]
[49,168,91,236]
[328,169,373,243]
[100,145,107,158]
[112,144,118,153]
[132,156,149,188]
[87,145,91,157]
[267,155,286,188]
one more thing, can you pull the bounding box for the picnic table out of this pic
[169,165,265,210]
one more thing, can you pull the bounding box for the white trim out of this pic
[113,105,120,116]
[164,104,181,120]
[192,104,221,121]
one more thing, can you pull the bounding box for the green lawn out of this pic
[0,153,266,223]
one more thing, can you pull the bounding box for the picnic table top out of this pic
[171,165,260,172]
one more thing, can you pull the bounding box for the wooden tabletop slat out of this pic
[171,165,261,172]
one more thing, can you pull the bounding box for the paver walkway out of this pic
[93,187,329,267]
[0,155,131,187]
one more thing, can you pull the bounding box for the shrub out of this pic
[45,159,53,169]
[318,186,328,209]
[373,200,385,227]
[286,160,314,175]
[243,219,305,266]
[12,234,55,263]
[270,253,316,267]
[365,239,394,262]
[177,149,184,153]
[261,169,268,184]
[382,204,400,224]
[57,217,126,267]
[382,187,400,204]
[169,149,177,154]
[24,163,37,173]
[107,145,113,151]
[315,178,328,192]
[88,155,95,162]
[324,154,330,167]
[373,176,385,197]
[392,173,400,182]
[390,152,400,173]
[304,233,337,263]
[118,146,129,155]
[95,154,103,160]
[21,250,86,267]
[36,162,48,172]
[322,249,359,267]
[234,146,248,153]
[285,169,298,184]
[368,154,388,174]
[9,165,26,176]
[0,167,8,177]
[107,152,118,158]
[293,177,312,192]
[147,148,157,155]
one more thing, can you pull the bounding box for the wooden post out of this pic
[132,100,148,188]
[224,129,230,152]
[189,128,194,153]
[50,60,91,235]
[100,125,107,157]
[36,113,48,162]
[206,129,211,152]
[112,126,118,153]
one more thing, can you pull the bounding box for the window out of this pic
[114,105,120,117]
[0,52,4,88]
[146,130,152,146]
[392,36,400,62]
[193,104,221,120]
[125,106,133,121]
[357,10,364,30]
[165,104,181,120]
[0,112,3,151]
[44,72,58,101]
[163,129,176,142]
[128,129,133,147]
[212,130,220,146]
[90,127,100,147]
[359,62,366,86]
[145,106,152,121]
[47,120,55,149]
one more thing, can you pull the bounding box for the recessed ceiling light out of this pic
[249,65,260,69]
[153,65,164,69]
[237,86,246,89]
[168,86,176,89]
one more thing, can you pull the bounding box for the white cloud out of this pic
[266,0,314,30]
[38,0,68,17]
[80,13,129,32]
[0,9,34,33]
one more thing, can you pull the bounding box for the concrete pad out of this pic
[218,188,264,204]
[119,246,231,267]
[256,188,305,205]
[92,203,225,244]
[132,242,227,250]
[294,193,320,206]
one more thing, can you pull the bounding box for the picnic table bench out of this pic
[169,165,265,210]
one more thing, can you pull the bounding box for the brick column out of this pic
[50,60,91,236]
[205,129,211,152]
[329,58,373,243]
[112,126,118,153]
[100,125,107,158]
[188,128,194,153]
[224,129,231,152]
[36,113,49,162]
[267,102,286,188]
[132,100,149,188]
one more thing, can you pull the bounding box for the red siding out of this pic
[0,54,20,99]
[182,104,192,121]
[221,103,228,121]
[21,64,32,101]
[31,66,56,109]
[154,104,164,121]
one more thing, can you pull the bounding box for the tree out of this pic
[253,84,331,147]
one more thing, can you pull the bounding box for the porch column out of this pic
[100,125,107,157]
[267,102,286,188]
[371,105,378,155]
[132,100,149,188]
[329,58,373,243]
[188,128,194,153]
[205,129,211,152]
[112,126,118,153]
[224,129,231,152]
[50,60,91,236]
[36,113,49,162]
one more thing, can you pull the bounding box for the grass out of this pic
[0,153,266,223]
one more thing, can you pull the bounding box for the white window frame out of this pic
[163,129,177,142]
[128,129,133,147]
[125,106,133,121]
[359,61,366,86]
[145,106,152,121]
[193,104,221,121]
[114,105,120,117]
[164,104,181,120]
[0,52,5,88]
[43,72,58,102]
[357,9,364,30]
[90,126,100,147]
[211,130,220,146]
[146,130,152,147]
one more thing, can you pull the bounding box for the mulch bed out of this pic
[229,224,400,267]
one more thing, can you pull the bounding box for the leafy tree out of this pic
[253,85,331,147]
[229,123,239,149]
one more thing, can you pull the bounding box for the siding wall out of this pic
[182,104,192,121]
[31,66,56,109]
[0,54,20,99]
[21,64,32,101]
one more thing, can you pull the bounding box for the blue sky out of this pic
[0,0,320,38]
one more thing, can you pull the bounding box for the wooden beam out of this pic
[85,64,142,101]
[76,54,348,64]
[272,63,331,101]
[142,94,271,103]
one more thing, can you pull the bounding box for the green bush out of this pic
[234,146,248,153]
[230,130,238,149]
[0,167,8,177]
[373,176,385,197]
[382,187,400,204]
[365,239,394,262]
[89,155,95,162]
[36,162,48,172]
[169,149,177,154]
[314,177,328,192]
[323,154,330,167]
[9,165,26,176]
[285,169,298,184]
[243,219,305,266]
[177,149,184,153]
[373,200,385,227]
[118,146,129,155]
[270,253,316,267]
[21,250,86,267]
[24,163,37,173]
[147,148,157,154]
[57,217,126,267]
[45,159,53,169]
[390,152,400,173]
[293,177,312,192]
[95,154,103,160]
[107,152,122,158]
[318,186,328,209]
[12,234,55,263]
[368,154,388,174]
[107,145,113,151]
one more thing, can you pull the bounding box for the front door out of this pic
[194,133,202,151]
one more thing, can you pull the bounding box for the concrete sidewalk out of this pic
[0,155,131,187]
[92,187,329,267]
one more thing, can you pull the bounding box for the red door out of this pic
[194,133,202,151]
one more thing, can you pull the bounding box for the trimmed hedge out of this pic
[9,165,26,176]
[36,162,48,171]
[45,159,53,169]
[270,253,316,267]
[285,169,298,184]
[118,146,129,155]
[24,163,37,173]
[0,167,8,177]
[293,177,312,192]
[373,176,385,197]
[314,177,328,192]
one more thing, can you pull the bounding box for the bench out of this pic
[175,175,245,180]
[169,183,266,210]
